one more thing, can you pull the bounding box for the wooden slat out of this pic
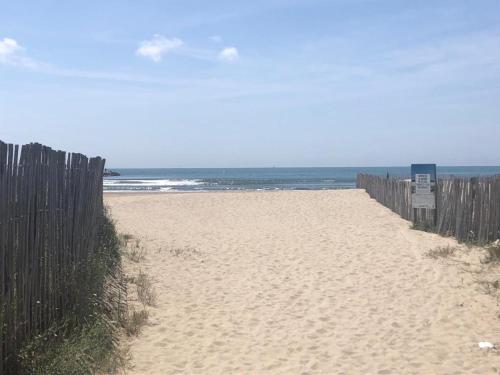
[357,173,500,245]
[0,140,106,373]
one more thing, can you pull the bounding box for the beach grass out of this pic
[136,270,157,307]
[424,246,458,259]
[123,308,150,336]
[125,239,146,263]
[19,210,128,375]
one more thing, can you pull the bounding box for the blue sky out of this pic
[1,0,499,167]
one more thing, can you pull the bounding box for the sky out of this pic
[1,0,500,168]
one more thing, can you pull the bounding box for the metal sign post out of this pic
[411,164,437,227]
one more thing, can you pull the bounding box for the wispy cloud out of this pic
[0,36,183,85]
[218,47,239,62]
[0,37,39,68]
[136,35,183,62]
[385,30,500,72]
[0,37,273,101]
[209,35,222,43]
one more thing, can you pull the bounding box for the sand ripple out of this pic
[106,190,500,374]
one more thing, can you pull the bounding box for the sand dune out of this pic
[106,190,500,374]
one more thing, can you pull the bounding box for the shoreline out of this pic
[103,187,358,195]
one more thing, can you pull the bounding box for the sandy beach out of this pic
[106,190,500,374]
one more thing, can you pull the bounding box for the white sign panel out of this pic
[415,174,431,194]
[412,193,436,209]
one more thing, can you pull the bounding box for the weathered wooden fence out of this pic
[0,140,105,372]
[357,173,500,244]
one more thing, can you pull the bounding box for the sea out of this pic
[103,166,500,193]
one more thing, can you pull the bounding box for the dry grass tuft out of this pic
[123,238,146,262]
[478,279,500,296]
[118,233,134,247]
[425,246,457,259]
[483,241,500,264]
[411,221,435,233]
[136,270,157,307]
[122,308,149,336]
[169,246,201,258]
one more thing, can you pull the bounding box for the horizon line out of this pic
[105,165,500,169]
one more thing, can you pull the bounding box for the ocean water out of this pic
[103,166,500,192]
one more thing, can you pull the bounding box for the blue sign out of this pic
[411,164,437,183]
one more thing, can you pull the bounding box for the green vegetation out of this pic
[19,210,128,375]
[16,210,160,374]
[19,316,125,375]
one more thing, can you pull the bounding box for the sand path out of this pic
[106,190,500,374]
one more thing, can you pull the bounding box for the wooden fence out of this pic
[0,140,105,372]
[357,173,500,244]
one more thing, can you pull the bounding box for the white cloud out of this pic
[0,37,39,68]
[218,47,239,63]
[0,37,21,58]
[209,35,222,43]
[136,35,183,62]
[0,37,24,65]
